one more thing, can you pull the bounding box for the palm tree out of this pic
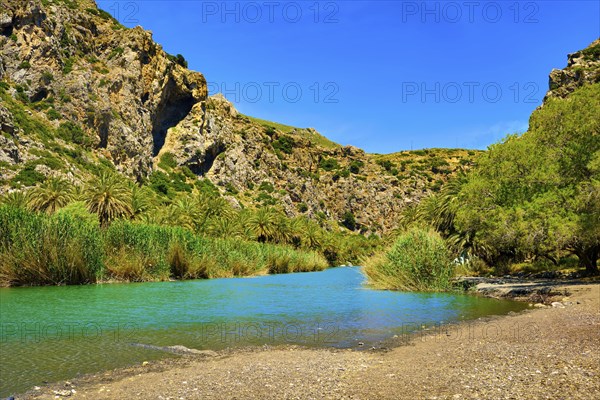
[158,195,202,231]
[238,209,257,240]
[247,207,279,243]
[194,194,233,233]
[208,218,245,239]
[28,177,74,214]
[202,196,233,219]
[421,174,467,235]
[288,217,306,248]
[0,190,30,209]
[137,211,163,226]
[84,172,133,227]
[401,204,419,224]
[274,214,292,244]
[302,221,323,250]
[130,185,158,219]
[159,203,185,227]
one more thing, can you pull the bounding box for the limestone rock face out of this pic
[544,38,600,101]
[0,0,207,178]
[152,94,438,232]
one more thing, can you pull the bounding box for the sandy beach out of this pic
[19,282,600,400]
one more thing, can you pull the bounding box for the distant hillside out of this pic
[0,0,480,233]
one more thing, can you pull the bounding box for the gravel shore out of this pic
[19,282,600,400]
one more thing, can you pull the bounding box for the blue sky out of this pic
[97,1,600,153]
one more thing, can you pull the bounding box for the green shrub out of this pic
[341,210,357,231]
[273,135,295,155]
[11,166,45,187]
[148,171,192,198]
[225,182,239,195]
[55,201,98,226]
[107,47,124,60]
[376,159,394,171]
[167,53,188,68]
[349,160,363,174]
[256,192,277,205]
[14,85,29,103]
[364,228,454,291]
[41,71,54,84]
[97,9,118,22]
[46,108,61,120]
[149,171,172,196]
[195,178,220,196]
[62,58,75,74]
[93,66,110,75]
[28,155,64,170]
[181,165,196,179]
[319,158,339,171]
[259,181,275,193]
[169,172,192,192]
[57,121,88,145]
[264,126,276,137]
[581,43,600,60]
[158,152,178,170]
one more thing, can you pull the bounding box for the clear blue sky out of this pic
[97,1,599,153]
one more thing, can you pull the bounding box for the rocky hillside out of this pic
[0,0,479,234]
[544,38,600,101]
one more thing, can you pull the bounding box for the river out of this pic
[0,267,527,396]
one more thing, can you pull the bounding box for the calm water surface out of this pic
[0,267,527,396]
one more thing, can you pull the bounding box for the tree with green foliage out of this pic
[0,190,30,209]
[247,207,279,243]
[302,221,323,250]
[130,185,158,219]
[195,195,234,233]
[28,177,74,214]
[452,84,600,274]
[84,172,133,227]
[160,196,201,231]
[207,217,245,240]
[319,158,339,171]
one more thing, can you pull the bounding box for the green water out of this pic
[0,267,527,396]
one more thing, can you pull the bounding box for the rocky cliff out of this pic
[0,0,479,233]
[0,0,206,176]
[544,38,600,101]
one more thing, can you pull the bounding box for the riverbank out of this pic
[17,281,599,399]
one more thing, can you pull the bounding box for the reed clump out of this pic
[364,228,455,292]
[0,206,103,286]
[0,205,329,286]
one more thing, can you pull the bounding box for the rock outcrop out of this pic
[544,38,600,101]
[0,0,206,177]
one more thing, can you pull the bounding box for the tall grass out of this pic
[364,228,455,292]
[0,206,103,286]
[104,221,328,281]
[0,206,328,286]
